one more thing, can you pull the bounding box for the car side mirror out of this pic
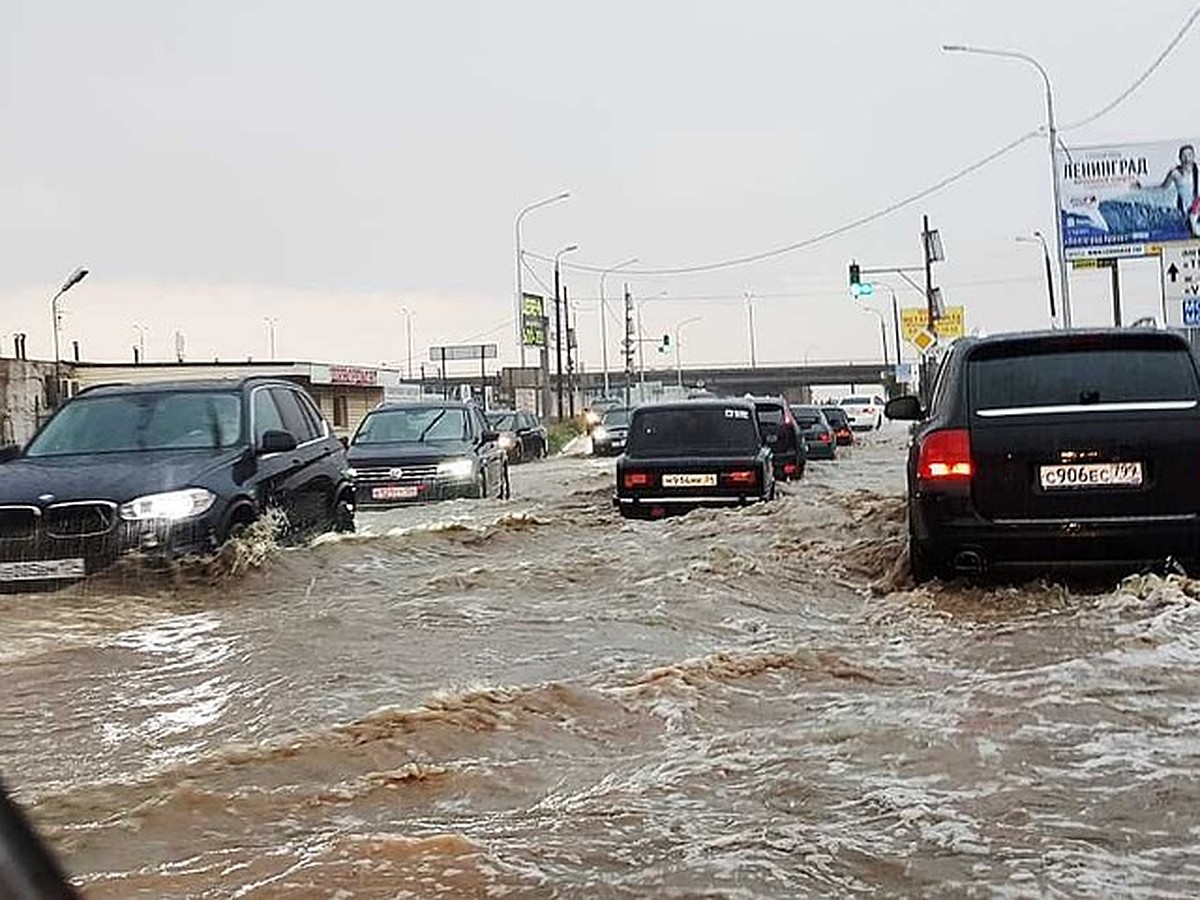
[339,435,349,448]
[481,429,500,443]
[885,396,923,421]
[259,429,298,454]
[0,444,20,463]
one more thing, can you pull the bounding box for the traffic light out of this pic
[659,333,670,354]
[849,262,861,289]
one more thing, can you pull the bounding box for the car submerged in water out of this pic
[0,378,354,586]
[614,399,774,519]
[347,401,509,506]
[889,328,1200,582]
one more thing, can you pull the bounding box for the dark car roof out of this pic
[371,400,477,412]
[955,327,1188,351]
[77,376,293,397]
[635,399,754,414]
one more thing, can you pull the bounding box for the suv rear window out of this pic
[627,407,759,457]
[969,343,1200,413]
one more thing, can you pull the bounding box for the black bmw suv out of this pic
[0,378,354,586]
[888,328,1200,582]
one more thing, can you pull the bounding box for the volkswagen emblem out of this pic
[388,467,404,480]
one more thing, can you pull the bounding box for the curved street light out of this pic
[673,316,702,388]
[553,244,579,419]
[598,257,638,397]
[943,44,1071,327]
[51,266,88,407]
[398,306,415,379]
[1016,232,1057,324]
[514,192,570,368]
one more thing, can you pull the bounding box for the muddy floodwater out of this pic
[3,427,1200,898]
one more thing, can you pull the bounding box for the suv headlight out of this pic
[592,426,609,441]
[120,488,217,521]
[437,458,475,479]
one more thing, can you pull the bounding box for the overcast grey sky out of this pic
[1,1,1195,373]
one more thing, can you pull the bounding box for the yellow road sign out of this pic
[912,328,937,353]
[900,306,964,343]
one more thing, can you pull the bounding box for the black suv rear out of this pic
[888,329,1200,581]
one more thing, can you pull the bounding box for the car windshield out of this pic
[822,408,849,426]
[603,408,631,427]
[626,406,759,458]
[790,406,826,428]
[25,391,243,457]
[488,414,517,431]
[353,407,469,443]
[969,344,1200,411]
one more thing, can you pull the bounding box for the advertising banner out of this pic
[1057,140,1200,259]
[522,293,546,347]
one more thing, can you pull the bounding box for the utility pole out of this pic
[923,215,936,335]
[554,266,564,419]
[564,286,577,418]
[623,285,635,408]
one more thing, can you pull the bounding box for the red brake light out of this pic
[623,471,653,489]
[724,469,757,486]
[917,429,973,482]
[818,432,832,443]
[783,462,796,475]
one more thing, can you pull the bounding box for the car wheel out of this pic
[909,537,940,584]
[223,507,258,543]
[333,493,355,533]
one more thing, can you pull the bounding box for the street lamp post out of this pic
[264,317,277,360]
[943,44,1071,328]
[51,266,88,408]
[514,192,569,369]
[399,306,415,379]
[1016,233,1057,324]
[858,305,889,367]
[673,316,702,388]
[882,285,903,369]
[633,290,669,393]
[744,291,758,367]
[133,324,148,363]
[598,257,638,399]
[553,244,579,419]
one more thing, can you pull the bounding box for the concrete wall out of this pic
[0,359,56,445]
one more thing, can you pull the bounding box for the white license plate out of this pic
[0,558,87,581]
[1039,461,1144,490]
[372,485,419,500]
[662,473,718,488]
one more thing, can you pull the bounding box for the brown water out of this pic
[4,427,1200,897]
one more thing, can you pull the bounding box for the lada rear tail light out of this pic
[623,471,654,489]
[917,429,973,482]
[723,470,758,486]
[818,431,832,443]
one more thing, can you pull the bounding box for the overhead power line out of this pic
[527,3,1200,279]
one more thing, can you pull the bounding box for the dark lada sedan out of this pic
[614,400,774,519]
[0,378,354,586]
[889,328,1200,582]
[347,401,509,506]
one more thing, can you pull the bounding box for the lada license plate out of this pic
[0,558,87,581]
[372,485,419,500]
[662,473,717,488]
[1039,461,1143,490]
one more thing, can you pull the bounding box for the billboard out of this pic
[1057,140,1200,259]
[522,293,546,347]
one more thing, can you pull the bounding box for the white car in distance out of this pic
[839,395,884,431]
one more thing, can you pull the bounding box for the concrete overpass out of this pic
[575,363,892,401]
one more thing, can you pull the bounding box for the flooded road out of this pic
[4,429,1200,897]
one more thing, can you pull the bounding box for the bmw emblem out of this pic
[38,494,54,504]
[388,467,404,480]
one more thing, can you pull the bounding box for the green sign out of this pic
[522,293,546,347]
